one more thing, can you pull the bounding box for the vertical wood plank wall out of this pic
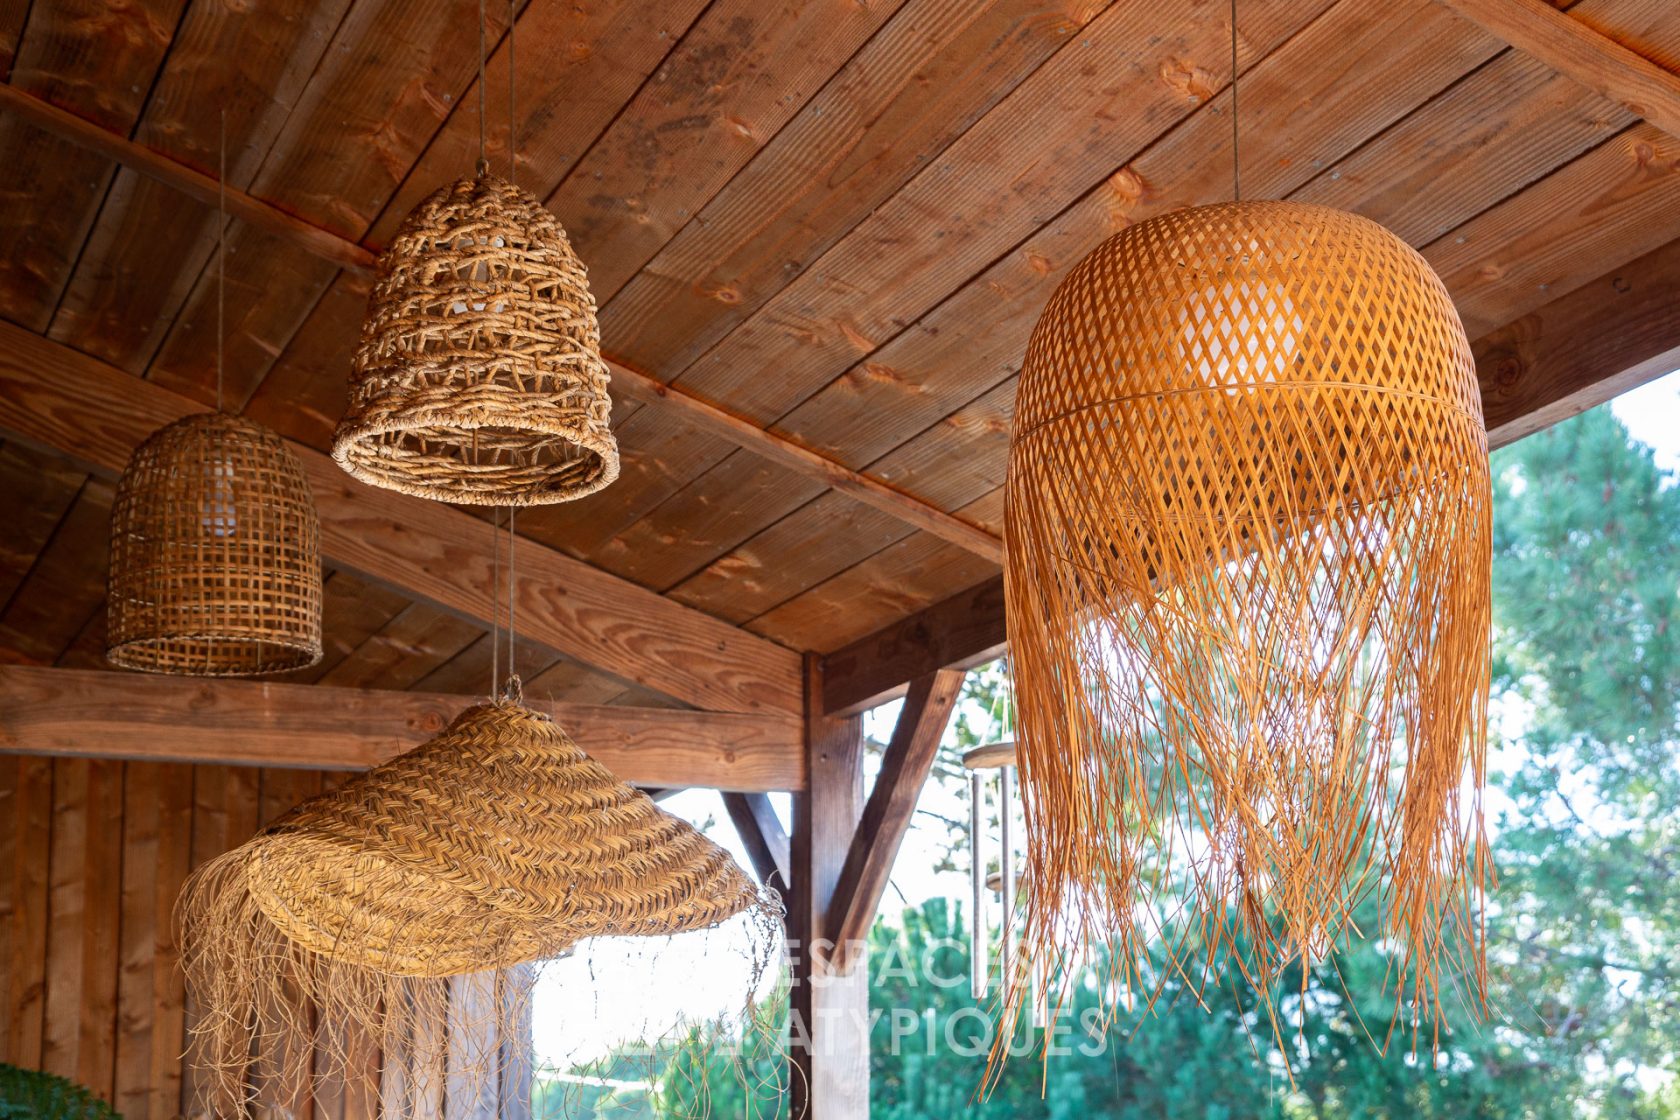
[0,755,344,1119]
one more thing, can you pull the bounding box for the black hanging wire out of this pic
[1231,0,1241,203]
[507,0,517,182]
[490,507,502,699]
[216,109,227,412]
[476,0,489,176]
[505,505,520,702]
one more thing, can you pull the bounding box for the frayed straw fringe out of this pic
[179,701,780,1117]
[994,202,1492,1075]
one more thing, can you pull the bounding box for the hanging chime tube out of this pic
[999,766,1014,992]
[970,770,988,1001]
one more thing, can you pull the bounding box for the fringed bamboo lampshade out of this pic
[1002,201,1492,1038]
[180,700,774,1117]
[334,172,619,505]
[107,412,322,676]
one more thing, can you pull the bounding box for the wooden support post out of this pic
[723,792,792,895]
[826,669,964,968]
[788,655,869,1119]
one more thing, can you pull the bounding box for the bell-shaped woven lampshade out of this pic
[334,172,619,505]
[180,700,774,1116]
[1002,201,1492,1038]
[107,412,322,676]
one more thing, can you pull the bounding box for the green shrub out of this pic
[0,1064,121,1120]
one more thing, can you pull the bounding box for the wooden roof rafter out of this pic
[0,664,805,792]
[1438,0,1680,136]
[0,322,801,716]
[820,227,1680,715]
[0,81,1002,565]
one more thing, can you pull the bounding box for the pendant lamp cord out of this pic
[490,507,501,699]
[507,0,517,183]
[506,505,520,702]
[216,109,226,413]
[1231,0,1241,203]
[476,0,488,176]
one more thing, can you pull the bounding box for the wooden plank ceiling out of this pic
[1,0,1678,711]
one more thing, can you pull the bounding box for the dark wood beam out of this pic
[821,578,1005,717]
[1475,233,1680,445]
[0,320,801,716]
[826,669,964,967]
[821,236,1680,715]
[0,665,806,792]
[723,792,791,894]
[789,655,868,1119]
[1436,0,1680,139]
[0,82,1000,564]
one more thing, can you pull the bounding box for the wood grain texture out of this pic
[38,0,352,377]
[822,576,1007,717]
[826,669,963,959]
[1438,0,1680,136]
[1475,232,1680,442]
[0,80,1003,563]
[0,753,52,1067]
[1426,120,1680,336]
[722,791,791,893]
[605,0,1501,609]
[0,0,186,332]
[599,0,1100,379]
[0,665,806,792]
[789,655,868,1119]
[0,319,801,715]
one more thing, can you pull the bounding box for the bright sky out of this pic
[533,366,1680,1070]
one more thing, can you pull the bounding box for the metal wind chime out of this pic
[963,672,1047,1029]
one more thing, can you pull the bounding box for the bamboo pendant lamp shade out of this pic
[107,412,322,676]
[180,700,773,1116]
[334,173,619,505]
[1003,201,1492,1033]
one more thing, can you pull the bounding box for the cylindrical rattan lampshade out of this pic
[334,172,620,505]
[180,701,774,1116]
[107,412,322,676]
[1003,201,1492,1035]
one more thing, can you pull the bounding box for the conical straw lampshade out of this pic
[1001,201,1492,1043]
[107,412,322,676]
[180,700,774,1116]
[334,173,620,505]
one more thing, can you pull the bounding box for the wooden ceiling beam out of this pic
[825,669,964,965]
[0,82,1001,565]
[0,665,805,792]
[821,233,1680,715]
[0,320,800,715]
[722,791,791,894]
[1436,0,1680,138]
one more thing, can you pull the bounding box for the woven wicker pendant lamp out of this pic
[333,1,617,505]
[998,2,1491,1053]
[107,120,322,676]
[181,698,776,1116]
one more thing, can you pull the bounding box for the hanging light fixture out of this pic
[999,0,1491,1046]
[180,492,774,1116]
[333,0,618,505]
[180,699,776,1116]
[107,116,322,676]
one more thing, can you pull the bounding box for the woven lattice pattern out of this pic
[1002,201,1492,1040]
[107,412,321,676]
[180,701,774,1116]
[335,173,619,505]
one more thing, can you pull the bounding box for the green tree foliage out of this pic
[0,1064,121,1120]
[555,396,1680,1118]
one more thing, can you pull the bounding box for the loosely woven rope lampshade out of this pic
[107,412,322,676]
[181,700,773,1116]
[1002,201,1492,1038]
[334,172,619,505]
